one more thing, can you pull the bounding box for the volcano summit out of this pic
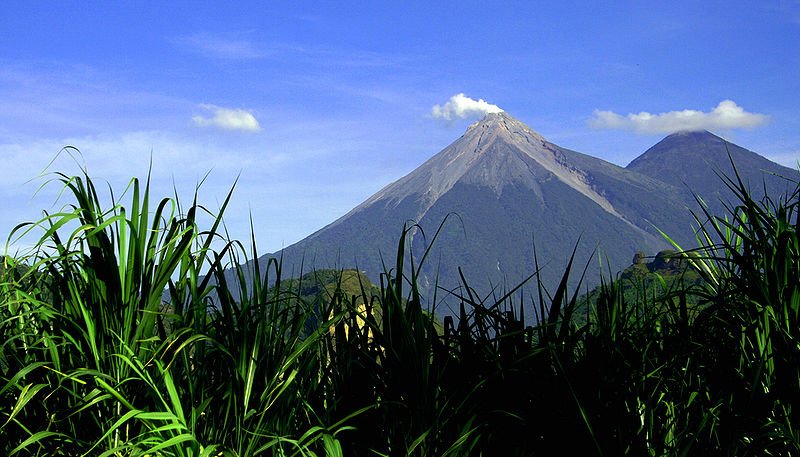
[257,112,798,302]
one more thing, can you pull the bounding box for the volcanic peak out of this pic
[465,111,547,145]
[335,111,641,238]
[261,112,797,310]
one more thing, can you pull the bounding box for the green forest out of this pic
[1,165,799,456]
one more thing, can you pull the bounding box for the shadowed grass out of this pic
[2,153,799,456]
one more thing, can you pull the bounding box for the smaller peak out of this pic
[660,129,725,145]
[674,128,705,133]
[665,129,718,138]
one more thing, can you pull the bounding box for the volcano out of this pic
[627,129,799,217]
[257,113,797,303]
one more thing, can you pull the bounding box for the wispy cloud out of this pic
[589,100,769,134]
[174,33,268,60]
[0,121,400,255]
[192,104,262,132]
[0,128,279,248]
[431,93,503,121]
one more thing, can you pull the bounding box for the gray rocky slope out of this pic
[254,112,797,309]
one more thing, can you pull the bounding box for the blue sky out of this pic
[2,1,799,254]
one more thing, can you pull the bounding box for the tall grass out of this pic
[0,168,334,455]
[2,158,799,456]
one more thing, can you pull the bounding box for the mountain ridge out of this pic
[627,128,799,220]
[256,113,796,312]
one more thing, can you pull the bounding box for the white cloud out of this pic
[192,104,262,132]
[431,93,503,121]
[589,100,770,134]
[175,34,267,60]
[0,119,397,255]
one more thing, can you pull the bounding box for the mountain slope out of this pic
[627,130,799,217]
[261,113,702,303]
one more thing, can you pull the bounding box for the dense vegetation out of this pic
[1,162,799,456]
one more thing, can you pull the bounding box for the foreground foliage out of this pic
[1,160,799,456]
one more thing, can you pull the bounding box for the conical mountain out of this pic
[262,112,698,301]
[627,130,799,216]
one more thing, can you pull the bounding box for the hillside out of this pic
[253,114,796,317]
[627,130,800,220]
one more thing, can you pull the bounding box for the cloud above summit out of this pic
[192,104,262,132]
[589,100,769,134]
[431,93,503,121]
